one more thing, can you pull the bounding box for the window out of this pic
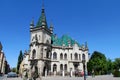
[79,54,81,60]
[82,54,85,60]
[46,50,50,58]
[32,49,36,59]
[74,53,78,60]
[64,53,67,60]
[71,53,72,60]
[64,64,67,71]
[60,53,63,60]
[53,52,57,60]
[60,64,63,71]
[53,64,57,72]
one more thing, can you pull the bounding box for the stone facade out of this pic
[21,6,89,77]
[0,42,10,74]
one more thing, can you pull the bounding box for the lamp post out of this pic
[82,59,86,80]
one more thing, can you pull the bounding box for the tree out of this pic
[87,51,107,75]
[106,58,113,74]
[17,50,23,74]
[11,67,17,72]
[113,58,120,70]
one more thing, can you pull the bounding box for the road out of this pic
[1,75,120,80]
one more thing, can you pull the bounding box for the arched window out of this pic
[53,52,57,60]
[46,50,50,58]
[32,49,36,59]
[71,53,72,60]
[82,54,85,60]
[74,53,78,60]
[64,53,67,60]
[60,53,63,60]
[53,64,57,72]
[60,64,63,71]
[64,64,67,71]
[79,54,81,60]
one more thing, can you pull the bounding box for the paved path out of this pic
[5,75,120,80]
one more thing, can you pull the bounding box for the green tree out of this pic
[17,50,23,74]
[87,51,107,75]
[106,58,113,74]
[11,67,17,72]
[113,58,120,70]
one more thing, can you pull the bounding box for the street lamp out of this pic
[82,59,86,80]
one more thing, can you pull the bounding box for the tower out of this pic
[29,4,52,76]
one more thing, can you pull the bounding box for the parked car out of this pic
[7,72,18,78]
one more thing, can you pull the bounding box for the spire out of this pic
[36,0,48,28]
[50,22,54,34]
[85,42,88,49]
[0,42,3,51]
[30,18,34,28]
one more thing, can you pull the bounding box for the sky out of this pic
[0,0,120,67]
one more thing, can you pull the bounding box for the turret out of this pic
[30,18,34,28]
[50,22,54,34]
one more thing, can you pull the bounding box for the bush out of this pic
[113,70,120,77]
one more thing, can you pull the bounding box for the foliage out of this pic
[17,50,23,74]
[113,58,120,70]
[113,70,120,77]
[87,51,107,75]
[106,59,113,74]
[11,67,17,72]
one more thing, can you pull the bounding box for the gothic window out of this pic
[64,64,67,71]
[71,53,72,60]
[46,50,50,58]
[64,53,67,60]
[60,64,63,71]
[35,34,38,41]
[60,53,63,60]
[32,49,36,59]
[53,64,57,72]
[53,52,57,60]
[79,54,81,60]
[74,53,78,60]
[82,54,85,60]
[41,48,43,58]
[32,36,34,41]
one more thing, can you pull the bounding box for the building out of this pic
[19,51,30,76]
[21,5,89,77]
[0,42,10,74]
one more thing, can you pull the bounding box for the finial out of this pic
[30,17,34,28]
[85,41,88,48]
[50,21,54,34]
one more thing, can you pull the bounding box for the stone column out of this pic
[62,70,64,77]
[70,68,73,77]
[45,69,47,77]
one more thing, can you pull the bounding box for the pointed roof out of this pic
[0,42,3,51]
[36,6,48,28]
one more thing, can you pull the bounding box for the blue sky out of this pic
[0,0,120,67]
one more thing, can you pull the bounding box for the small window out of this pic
[64,53,67,60]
